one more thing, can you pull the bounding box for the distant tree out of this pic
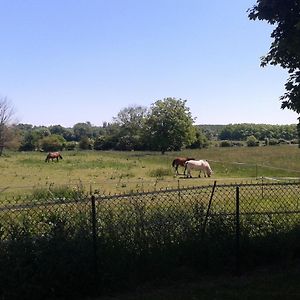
[94,135,116,150]
[19,132,37,151]
[49,125,75,141]
[246,135,259,147]
[0,96,15,155]
[145,98,196,154]
[39,134,66,152]
[78,136,93,150]
[187,127,209,149]
[73,122,93,141]
[114,105,148,133]
[4,125,21,151]
[248,0,300,142]
[113,105,148,150]
[219,123,297,141]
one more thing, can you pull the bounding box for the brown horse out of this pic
[172,157,195,175]
[45,152,63,162]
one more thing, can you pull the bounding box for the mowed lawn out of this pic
[0,144,299,197]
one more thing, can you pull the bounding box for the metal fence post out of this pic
[91,195,98,280]
[202,180,217,238]
[235,186,241,276]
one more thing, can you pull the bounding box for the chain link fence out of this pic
[0,181,299,299]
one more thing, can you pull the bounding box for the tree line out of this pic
[1,96,298,155]
[4,98,206,154]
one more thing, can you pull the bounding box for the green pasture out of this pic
[1,146,299,299]
[0,145,299,199]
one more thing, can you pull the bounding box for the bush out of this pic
[246,135,259,147]
[268,138,279,145]
[65,141,77,151]
[39,134,66,151]
[219,140,232,147]
[79,137,93,150]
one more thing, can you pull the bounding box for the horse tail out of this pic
[172,159,176,167]
[45,154,50,162]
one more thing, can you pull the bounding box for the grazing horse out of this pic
[172,157,195,175]
[185,159,213,178]
[45,152,63,162]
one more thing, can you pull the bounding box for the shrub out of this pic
[219,140,232,147]
[79,137,93,150]
[65,141,77,151]
[269,138,279,145]
[246,135,259,147]
[39,134,66,151]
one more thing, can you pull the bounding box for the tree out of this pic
[73,122,93,141]
[248,0,300,140]
[145,98,196,154]
[0,97,15,156]
[113,105,148,150]
[49,125,75,141]
[246,135,259,147]
[39,134,66,152]
[114,105,148,134]
[187,127,209,149]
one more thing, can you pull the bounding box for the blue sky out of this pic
[0,0,298,127]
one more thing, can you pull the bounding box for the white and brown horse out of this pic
[172,157,195,175]
[185,159,213,178]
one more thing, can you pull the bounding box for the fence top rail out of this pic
[0,197,89,212]
[0,180,299,211]
[95,180,300,201]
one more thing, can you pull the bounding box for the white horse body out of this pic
[185,160,213,178]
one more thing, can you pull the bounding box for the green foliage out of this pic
[219,123,297,141]
[248,1,300,139]
[73,122,93,141]
[49,124,75,141]
[145,98,196,154]
[65,141,77,150]
[39,134,66,151]
[78,136,93,150]
[246,135,259,147]
[31,184,86,202]
[219,140,232,147]
[187,127,209,149]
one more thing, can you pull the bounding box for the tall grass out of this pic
[1,183,299,299]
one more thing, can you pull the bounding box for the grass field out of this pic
[0,145,299,198]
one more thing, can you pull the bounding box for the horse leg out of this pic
[186,168,192,178]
